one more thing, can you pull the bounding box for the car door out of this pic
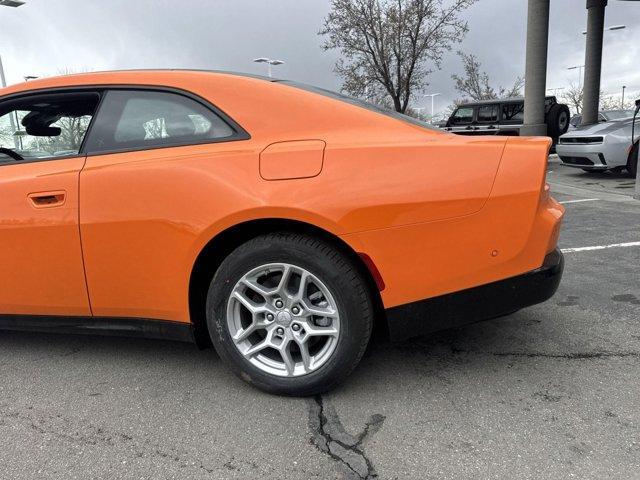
[0,90,101,316]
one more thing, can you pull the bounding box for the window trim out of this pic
[0,89,103,167]
[500,101,525,125]
[84,86,251,156]
[0,84,251,161]
[476,104,499,124]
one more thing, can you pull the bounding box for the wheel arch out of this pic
[188,218,386,348]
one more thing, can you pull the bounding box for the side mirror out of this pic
[635,99,640,108]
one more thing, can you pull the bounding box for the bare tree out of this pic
[451,52,523,101]
[0,116,14,145]
[560,82,637,115]
[600,91,639,111]
[560,82,584,115]
[320,0,476,113]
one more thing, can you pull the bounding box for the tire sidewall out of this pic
[546,104,570,138]
[206,236,371,395]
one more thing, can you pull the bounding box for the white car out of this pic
[556,111,638,177]
[568,110,635,130]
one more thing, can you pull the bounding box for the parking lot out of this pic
[0,159,638,480]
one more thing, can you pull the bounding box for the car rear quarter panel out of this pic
[78,133,506,321]
[341,137,562,308]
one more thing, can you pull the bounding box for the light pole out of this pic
[253,58,284,78]
[0,55,20,149]
[568,65,585,88]
[622,85,626,109]
[581,24,626,35]
[0,0,26,149]
[423,93,441,123]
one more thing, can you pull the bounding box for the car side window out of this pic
[0,91,100,165]
[85,90,238,153]
[501,103,524,123]
[451,107,474,125]
[477,105,498,123]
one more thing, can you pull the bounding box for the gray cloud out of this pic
[1,0,639,115]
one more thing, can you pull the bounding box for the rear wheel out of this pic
[546,104,571,138]
[628,142,638,178]
[206,233,373,396]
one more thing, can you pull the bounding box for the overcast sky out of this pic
[1,0,639,115]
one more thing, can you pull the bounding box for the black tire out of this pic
[628,142,638,178]
[546,103,571,138]
[206,233,373,396]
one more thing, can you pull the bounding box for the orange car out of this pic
[0,70,564,395]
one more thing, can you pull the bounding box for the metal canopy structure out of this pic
[522,0,640,199]
[523,0,638,134]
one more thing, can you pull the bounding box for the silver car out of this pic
[568,109,635,130]
[556,113,638,177]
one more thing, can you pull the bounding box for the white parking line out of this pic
[562,241,640,253]
[559,198,599,204]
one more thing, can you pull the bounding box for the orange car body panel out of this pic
[0,158,91,315]
[0,71,564,325]
[260,140,325,180]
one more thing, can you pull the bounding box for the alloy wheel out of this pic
[226,263,341,377]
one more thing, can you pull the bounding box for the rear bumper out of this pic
[385,249,564,341]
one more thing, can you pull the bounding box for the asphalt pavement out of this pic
[0,158,638,480]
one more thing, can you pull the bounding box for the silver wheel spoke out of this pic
[232,290,264,314]
[232,319,269,342]
[291,271,309,303]
[276,265,293,296]
[280,342,296,376]
[295,337,312,372]
[242,278,275,298]
[233,324,257,342]
[244,337,271,357]
[305,323,339,338]
[301,300,338,319]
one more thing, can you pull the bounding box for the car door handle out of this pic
[28,191,66,208]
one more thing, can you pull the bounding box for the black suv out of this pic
[443,96,570,145]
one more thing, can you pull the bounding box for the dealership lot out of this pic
[0,161,638,480]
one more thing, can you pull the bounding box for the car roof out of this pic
[456,96,555,108]
[0,69,276,97]
[0,69,443,142]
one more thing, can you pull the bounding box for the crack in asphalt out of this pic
[308,395,385,480]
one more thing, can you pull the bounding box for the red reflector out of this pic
[358,252,385,291]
